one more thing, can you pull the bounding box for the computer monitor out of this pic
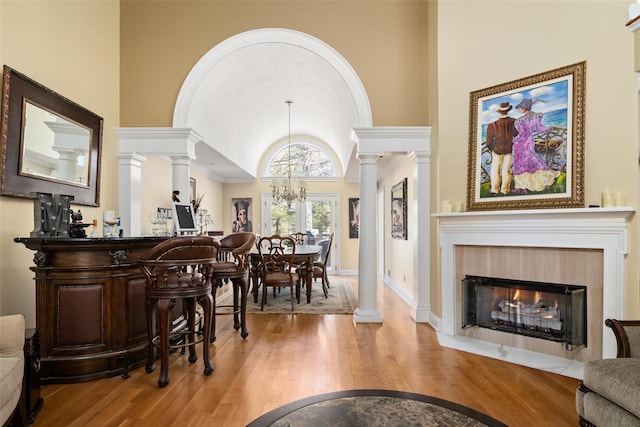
[171,203,198,234]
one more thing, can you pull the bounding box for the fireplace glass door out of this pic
[462,275,586,350]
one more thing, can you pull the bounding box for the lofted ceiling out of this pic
[172,29,372,184]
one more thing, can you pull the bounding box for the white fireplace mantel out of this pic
[434,207,635,360]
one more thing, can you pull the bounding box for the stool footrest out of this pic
[152,330,205,350]
[215,304,241,315]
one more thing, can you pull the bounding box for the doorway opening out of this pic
[261,193,339,274]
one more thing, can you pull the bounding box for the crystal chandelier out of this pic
[271,101,307,208]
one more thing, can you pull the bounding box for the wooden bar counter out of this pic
[15,236,169,384]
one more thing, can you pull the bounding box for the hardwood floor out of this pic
[33,277,580,426]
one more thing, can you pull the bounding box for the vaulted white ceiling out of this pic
[172,29,372,183]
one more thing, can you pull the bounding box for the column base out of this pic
[353,308,383,323]
[410,305,431,323]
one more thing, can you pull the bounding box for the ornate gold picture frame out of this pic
[467,61,585,211]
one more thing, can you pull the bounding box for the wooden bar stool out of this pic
[138,236,217,388]
[211,232,256,342]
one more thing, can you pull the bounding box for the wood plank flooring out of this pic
[33,277,580,426]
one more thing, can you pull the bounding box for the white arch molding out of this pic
[172,28,373,179]
[173,28,372,129]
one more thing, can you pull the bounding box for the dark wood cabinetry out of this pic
[15,237,168,384]
[23,328,43,422]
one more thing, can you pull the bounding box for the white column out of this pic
[116,127,202,235]
[48,120,90,183]
[352,126,431,323]
[55,148,79,182]
[354,153,383,323]
[410,151,431,322]
[118,152,146,237]
[171,156,192,204]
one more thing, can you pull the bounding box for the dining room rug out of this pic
[216,276,357,314]
[246,389,509,427]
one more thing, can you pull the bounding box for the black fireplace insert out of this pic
[462,275,586,350]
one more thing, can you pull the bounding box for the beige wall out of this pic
[380,157,415,296]
[427,0,440,317]
[634,25,640,71]
[435,0,640,318]
[0,1,120,325]
[120,1,429,127]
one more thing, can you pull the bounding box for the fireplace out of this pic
[434,208,633,378]
[461,275,587,350]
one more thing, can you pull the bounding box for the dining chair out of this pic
[290,232,309,245]
[137,236,216,387]
[257,235,301,311]
[211,232,256,342]
[304,232,333,297]
[289,232,312,276]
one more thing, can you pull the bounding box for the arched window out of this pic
[265,141,338,178]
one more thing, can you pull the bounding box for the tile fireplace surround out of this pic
[434,207,634,379]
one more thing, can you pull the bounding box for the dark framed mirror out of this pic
[1,65,102,206]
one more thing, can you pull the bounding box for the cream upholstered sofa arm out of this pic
[0,314,25,426]
[0,314,25,357]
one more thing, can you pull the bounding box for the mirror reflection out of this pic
[21,101,91,186]
[1,65,102,206]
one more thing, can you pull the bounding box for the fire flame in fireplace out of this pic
[534,291,542,304]
[493,288,562,331]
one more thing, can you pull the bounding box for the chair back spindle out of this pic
[290,232,309,245]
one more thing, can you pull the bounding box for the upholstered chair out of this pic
[576,319,640,426]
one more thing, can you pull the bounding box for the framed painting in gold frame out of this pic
[466,61,585,211]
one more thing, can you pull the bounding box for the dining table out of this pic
[249,244,322,304]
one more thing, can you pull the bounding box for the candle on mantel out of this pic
[602,191,614,207]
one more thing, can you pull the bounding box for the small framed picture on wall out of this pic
[391,178,407,240]
[349,198,359,238]
[232,198,253,232]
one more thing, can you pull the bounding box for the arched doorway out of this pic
[172,28,373,179]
